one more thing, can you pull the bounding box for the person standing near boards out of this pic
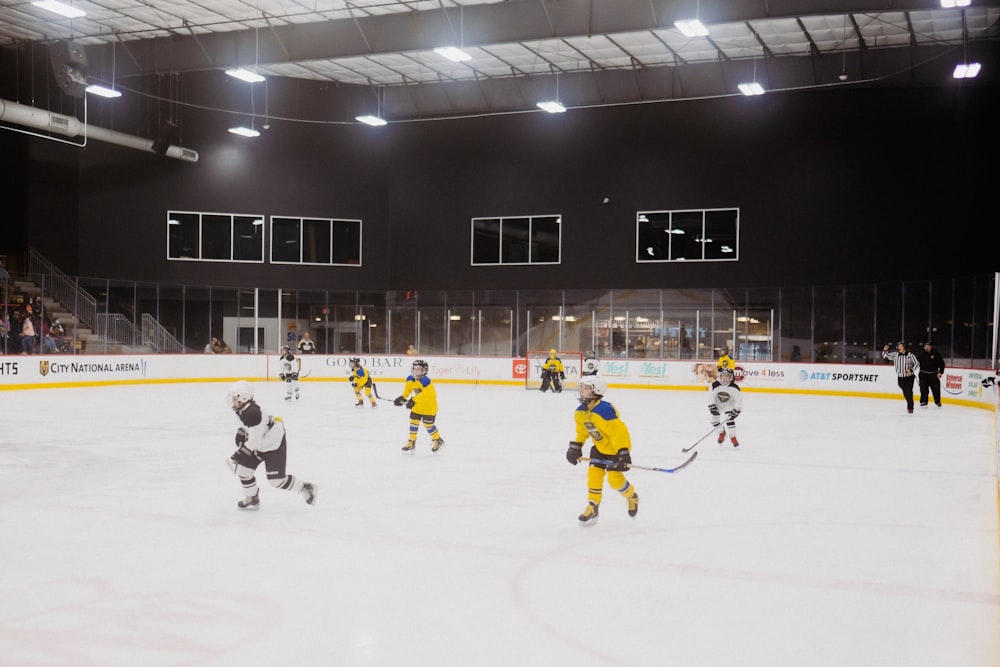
[915,341,945,407]
[882,341,919,413]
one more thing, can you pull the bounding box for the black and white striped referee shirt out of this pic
[882,349,919,377]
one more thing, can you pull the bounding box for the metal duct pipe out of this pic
[0,97,199,163]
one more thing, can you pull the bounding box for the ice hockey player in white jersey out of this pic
[278,345,301,401]
[226,380,316,511]
[582,350,600,376]
[708,368,743,447]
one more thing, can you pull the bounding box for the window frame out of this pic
[635,208,739,263]
[471,213,562,266]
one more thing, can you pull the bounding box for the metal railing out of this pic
[27,248,97,329]
[142,313,184,353]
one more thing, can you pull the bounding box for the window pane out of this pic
[271,217,301,263]
[167,212,199,259]
[636,212,669,262]
[202,214,232,260]
[332,219,361,265]
[472,218,501,264]
[704,209,738,260]
[233,215,264,262]
[530,215,560,264]
[670,211,703,261]
[501,217,530,264]
[303,219,332,264]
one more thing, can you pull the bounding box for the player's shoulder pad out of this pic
[239,402,264,427]
[590,400,619,421]
[417,376,431,387]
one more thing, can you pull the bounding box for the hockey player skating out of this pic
[393,359,446,454]
[565,376,639,526]
[348,357,378,407]
[717,346,735,373]
[226,380,317,511]
[278,345,301,401]
[582,350,600,376]
[540,348,566,393]
[709,368,743,447]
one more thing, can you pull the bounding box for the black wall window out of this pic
[471,214,561,266]
[271,216,362,266]
[167,211,264,262]
[636,208,739,262]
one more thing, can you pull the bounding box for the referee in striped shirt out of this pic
[882,341,920,413]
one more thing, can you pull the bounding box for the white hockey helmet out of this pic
[583,358,600,375]
[411,359,429,377]
[229,380,254,410]
[577,375,607,403]
[718,368,735,386]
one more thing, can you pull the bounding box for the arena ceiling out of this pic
[0,0,997,121]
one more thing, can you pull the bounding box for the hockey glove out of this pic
[235,426,249,446]
[559,371,566,380]
[708,404,720,416]
[726,409,741,420]
[405,398,416,409]
[350,381,358,388]
[393,396,407,407]
[279,373,287,382]
[612,448,632,472]
[566,442,583,465]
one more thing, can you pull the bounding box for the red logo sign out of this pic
[512,359,528,379]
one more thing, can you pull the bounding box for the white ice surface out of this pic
[1,381,997,667]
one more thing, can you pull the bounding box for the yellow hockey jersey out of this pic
[574,399,631,457]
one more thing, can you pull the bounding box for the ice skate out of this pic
[627,492,639,518]
[355,400,364,407]
[578,501,599,526]
[717,430,726,444]
[431,438,446,453]
[370,402,378,408]
[237,493,260,511]
[301,482,317,506]
[730,436,740,448]
[402,441,416,454]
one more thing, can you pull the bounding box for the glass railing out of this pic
[3,270,996,369]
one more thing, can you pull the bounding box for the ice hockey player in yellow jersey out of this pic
[540,348,566,393]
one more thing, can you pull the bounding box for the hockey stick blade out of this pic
[681,427,719,453]
[371,382,395,402]
[580,450,698,474]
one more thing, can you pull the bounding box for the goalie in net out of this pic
[526,349,583,392]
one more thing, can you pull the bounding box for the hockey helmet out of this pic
[549,348,558,357]
[577,375,607,404]
[349,357,361,368]
[411,359,429,377]
[229,380,254,410]
[582,358,600,375]
[718,368,735,386]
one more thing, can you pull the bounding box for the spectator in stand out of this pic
[406,344,418,356]
[1,310,10,354]
[21,308,36,354]
[916,341,945,408]
[297,331,317,354]
[218,339,233,354]
[50,319,68,352]
[205,337,219,353]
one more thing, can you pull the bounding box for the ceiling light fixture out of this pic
[85,84,121,98]
[32,0,85,19]
[356,114,388,126]
[952,10,982,79]
[228,126,260,137]
[953,62,981,78]
[536,101,566,113]
[225,68,265,83]
[739,55,765,95]
[675,19,709,37]
[940,0,971,7]
[435,46,472,62]
[675,0,709,37]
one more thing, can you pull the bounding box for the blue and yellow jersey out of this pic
[542,354,565,374]
[574,399,631,457]
[350,365,372,386]
[402,374,439,415]
[717,353,735,372]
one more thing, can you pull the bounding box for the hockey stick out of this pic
[580,450,698,474]
[370,382,396,402]
[681,427,719,453]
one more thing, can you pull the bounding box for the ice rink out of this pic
[1,378,998,667]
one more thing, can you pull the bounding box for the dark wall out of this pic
[8,69,997,290]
